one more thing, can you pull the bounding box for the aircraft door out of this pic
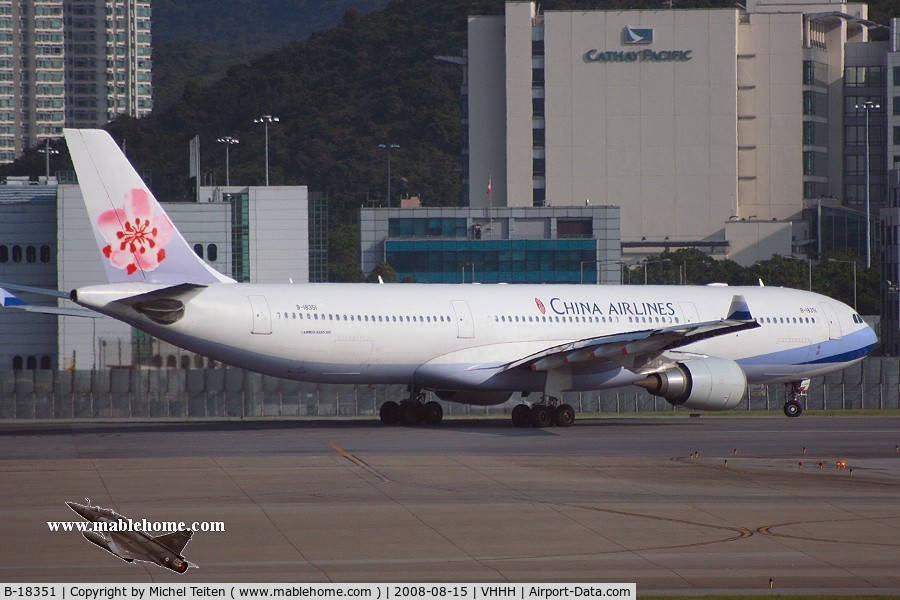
[818,302,843,340]
[678,302,706,351]
[248,295,272,335]
[451,300,475,338]
[679,302,700,324]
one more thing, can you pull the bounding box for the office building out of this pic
[360,204,621,284]
[466,0,887,264]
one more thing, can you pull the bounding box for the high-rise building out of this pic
[0,0,151,164]
[64,0,152,127]
[466,0,886,265]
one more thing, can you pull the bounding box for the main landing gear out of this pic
[379,387,444,426]
[511,397,575,428]
[783,379,809,417]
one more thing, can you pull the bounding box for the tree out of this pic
[328,224,364,282]
[366,261,398,283]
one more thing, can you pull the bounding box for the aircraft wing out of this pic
[0,287,105,318]
[500,294,759,374]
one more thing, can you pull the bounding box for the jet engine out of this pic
[634,357,746,411]
[435,390,512,406]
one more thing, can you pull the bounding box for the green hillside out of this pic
[151,0,390,109]
[4,0,897,282]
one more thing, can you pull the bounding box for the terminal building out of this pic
[465,0,889,265]
[0,181,314,371]
[360,203,621,284]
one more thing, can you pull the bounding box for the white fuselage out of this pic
[74,282,876,398]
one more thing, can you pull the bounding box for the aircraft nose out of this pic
[66,502,90,519]
[865,323,878,346]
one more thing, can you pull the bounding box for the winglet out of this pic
[726,294,753,322]
[0,288,27,308]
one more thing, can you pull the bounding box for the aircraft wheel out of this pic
[553,404,575,427]
[783,400,802,418]
[399,401,423,425]
[511,404,531,427]
[379,401,400,425]
[422,401,443,425]
[531,404,552,428]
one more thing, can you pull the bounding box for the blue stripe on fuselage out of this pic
[735,327,876,368]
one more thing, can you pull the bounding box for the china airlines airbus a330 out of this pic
[1,130,878,427]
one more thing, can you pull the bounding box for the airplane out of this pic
[1,129,878,427]
[65,499,194,573]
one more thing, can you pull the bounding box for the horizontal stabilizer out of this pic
[0,282,69,299]
[0,287,106,318]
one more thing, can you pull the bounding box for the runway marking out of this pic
[757,517,900,546]
[329,440,391,482]
[568,504,754,551]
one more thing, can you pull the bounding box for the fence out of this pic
[0,357,898,419]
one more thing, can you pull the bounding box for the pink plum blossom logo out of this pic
[534,298,546,314]
[97,188,173,275]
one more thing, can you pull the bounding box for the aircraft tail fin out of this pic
[63,129,234,286]
[154,530,193,554]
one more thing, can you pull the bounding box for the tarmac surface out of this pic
[1,415,900,591]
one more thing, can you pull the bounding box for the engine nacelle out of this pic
[634,357,746,411]
[435,390,512,406]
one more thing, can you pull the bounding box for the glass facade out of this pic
[817,204,867,258]
[227,192,250,282]
[386,239,599,284]
[389,217,467,238]
[308,193,328,282]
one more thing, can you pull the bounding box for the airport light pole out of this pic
[580,260,600,284]
[253,115,279,186]
[460,262,474,283]
[856,100,880,270]
[643,258,671,285]
[785,255,813,291]
[378,143,400,207]
[37,139,58,180]
[216,136,239,187]
[828,258,857,311]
